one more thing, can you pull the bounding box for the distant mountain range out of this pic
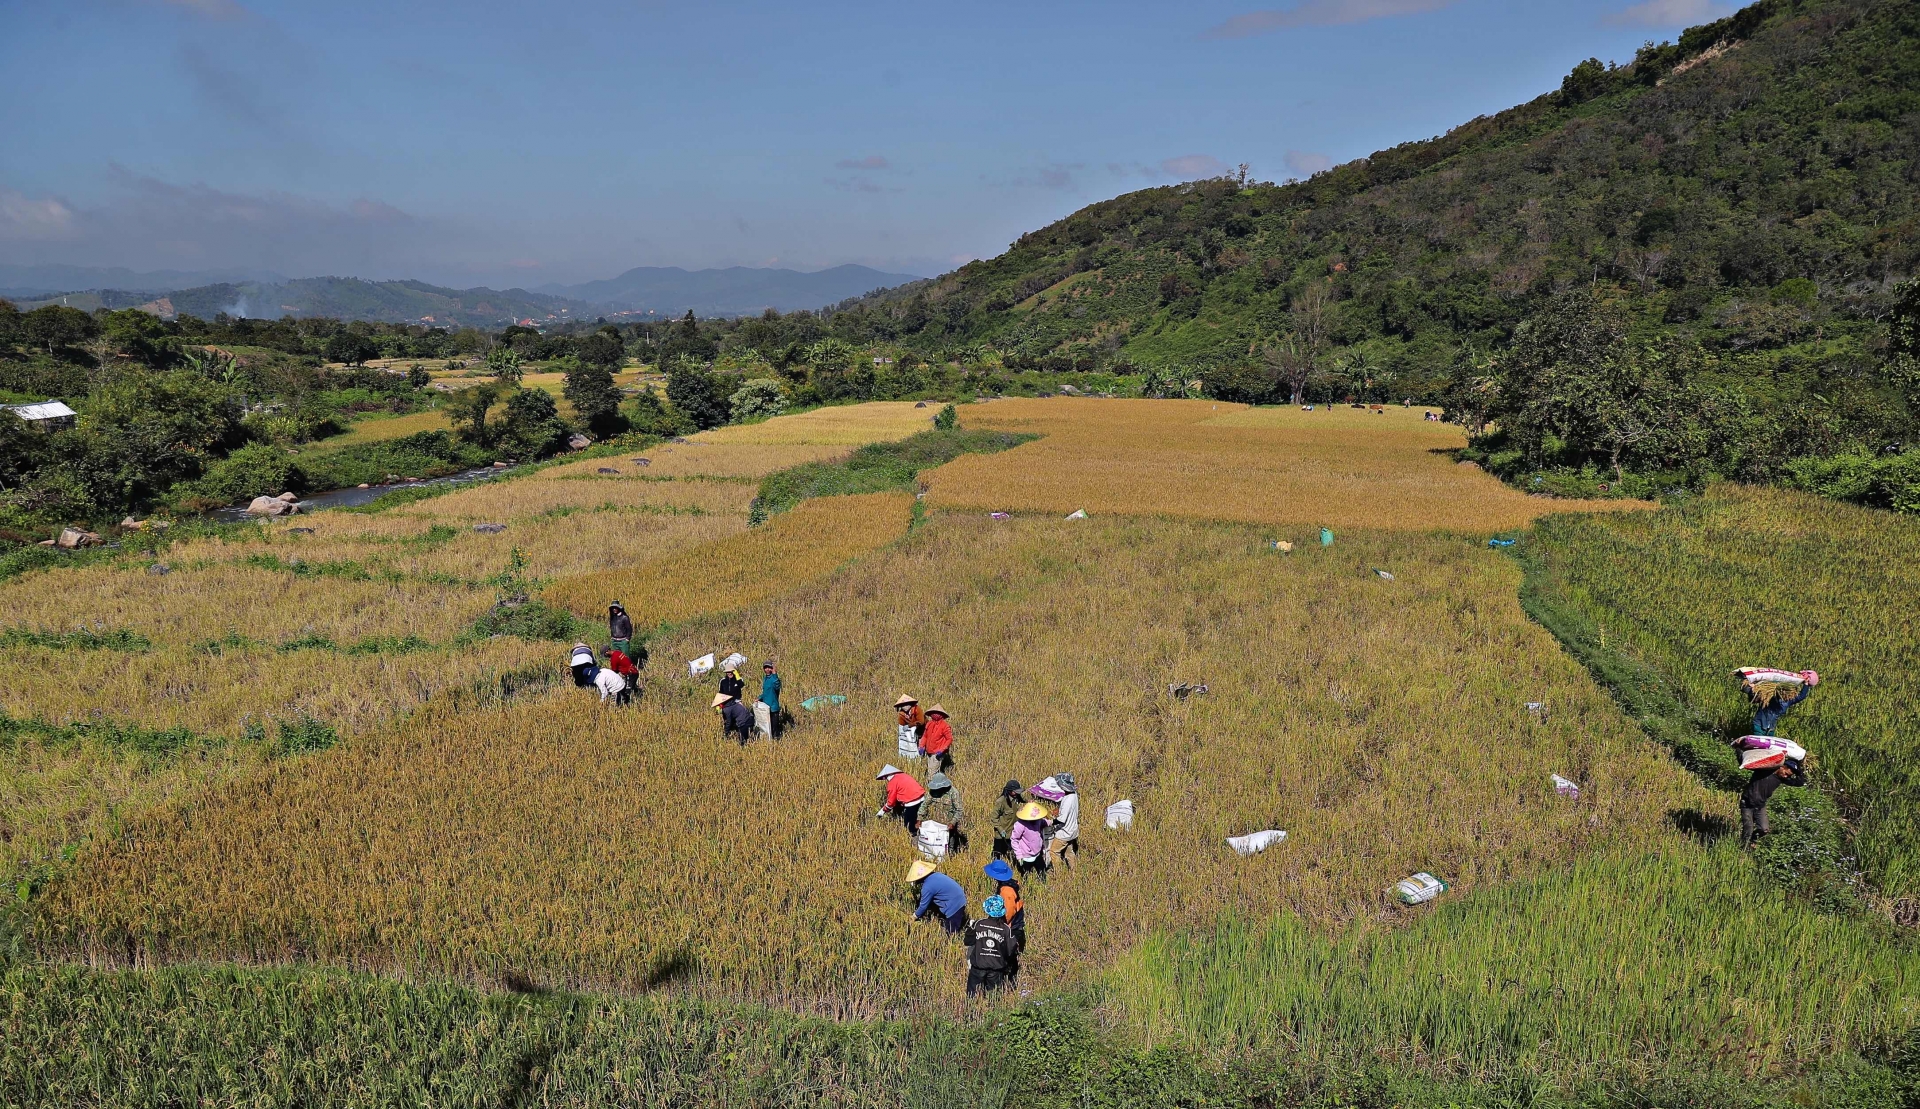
[535,264,922,316]
[16,278,592,329]
[5,264,924,325]
[0,264,287,301]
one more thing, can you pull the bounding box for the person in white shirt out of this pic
[1046,772,1081,872]
[593,665,630,705]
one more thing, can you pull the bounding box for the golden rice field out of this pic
[691,401,939,445]
[543,492,915,627]
[0,403,947,887]
[926,398,1640,530]
[0,561,498,645]
[2,736,264,891]
[44,515,1709,1015]
[324,407,453,446]
[0,638,552,738]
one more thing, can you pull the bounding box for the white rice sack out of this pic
[1226,830,1287,857]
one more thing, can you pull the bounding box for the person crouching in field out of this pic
[991,780,1027,860]
[1011,802,1052,878]
[964,895,1020,996]
[569,643,598,688]
[876,765,927,836]
[606,645,640,699]
[594,663,630,706]
[715,692,753,745]
[908,860,969,937]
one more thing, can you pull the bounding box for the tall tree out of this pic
[444,383,502,446]
[562,358,624,436]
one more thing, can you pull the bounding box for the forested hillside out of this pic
[824,0,1920,496]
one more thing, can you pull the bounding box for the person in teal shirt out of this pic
[761,660,784,737]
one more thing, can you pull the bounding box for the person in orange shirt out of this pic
[920,704,955,773]
[896,695,927,737]
[875,764,927,836]
[982,858,1027,956]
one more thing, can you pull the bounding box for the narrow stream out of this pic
[211,466,508,521]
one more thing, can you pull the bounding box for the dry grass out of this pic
[0,562,497,644]
[537,443,850,481]
[924,398,1643,531]
[44,515,1707,1014]
[0,638,551,738]
[542,492,915,626]
[392,470,757,525]
[326,408,454,446]
[692,402,939,446]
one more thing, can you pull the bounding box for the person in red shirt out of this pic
[875,764,927,836]
[920,704,955,773]
[604,645,641,704]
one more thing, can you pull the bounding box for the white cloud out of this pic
[0,191,76,240]
[1603,0,1732,27]
[1284,150,1334,177]
[1159,154,1231,179]
[1204,0,1460,38]
[0,171,490,280]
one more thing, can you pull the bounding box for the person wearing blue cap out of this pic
[983,859,1027,953]
[963,894,1020,995]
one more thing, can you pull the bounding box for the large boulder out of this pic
[276,491,299,502]
[568,433,593,451]
[57,528,103,549]
[247,496,298,517]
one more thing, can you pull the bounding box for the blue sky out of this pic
[0,0,1736,287]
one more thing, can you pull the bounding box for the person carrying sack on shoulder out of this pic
[964,895,1020,996]
[1733,668,1818,848]
[1748,669,1818,736]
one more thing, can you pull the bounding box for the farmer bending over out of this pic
[714,692,753,745]
[907,860,969,936]
[876,764,927,836]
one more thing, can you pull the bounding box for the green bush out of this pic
[172,443,306,509]
[1782,451,1920,513]
[748,428,1032,523]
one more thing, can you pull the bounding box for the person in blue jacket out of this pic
[907,860,969,935]
[1751,678,1814,736]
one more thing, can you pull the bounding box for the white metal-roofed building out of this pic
[3,400,78,432]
